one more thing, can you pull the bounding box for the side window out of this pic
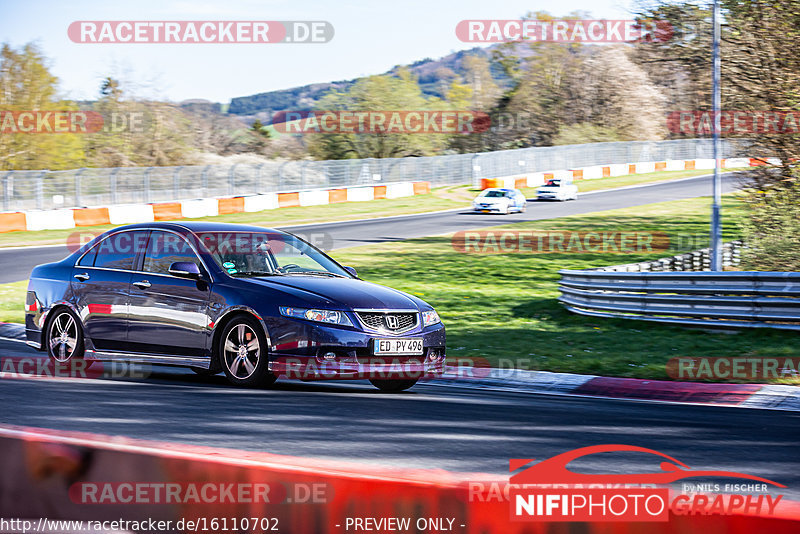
[93,231,147,271]
[77,245,98,267]
[143,231,200,275]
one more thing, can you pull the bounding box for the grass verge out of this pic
[0,280,27,324]
[329,194,799,384]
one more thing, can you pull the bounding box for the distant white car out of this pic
[536,179,578,201]
[472,188,527,214]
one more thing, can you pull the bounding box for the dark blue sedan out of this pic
[24,222,445,391]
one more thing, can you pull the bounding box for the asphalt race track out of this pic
[0,172,744,283]
[0,338,797,499]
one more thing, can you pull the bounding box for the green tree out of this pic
[634,1,800,269]
[86,77,195,167]
[247,119,272,154]
[0,43,85,170]
[740,180,800,271]
[307,69,449,159]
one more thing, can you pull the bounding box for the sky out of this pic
[0,0,635,104]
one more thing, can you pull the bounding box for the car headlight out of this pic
[422,309,441,327]
[279,307,354,327]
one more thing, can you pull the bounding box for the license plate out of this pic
[374,338,424,355]
[481,209,490,213]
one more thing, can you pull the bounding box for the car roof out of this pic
[108,221,283,234]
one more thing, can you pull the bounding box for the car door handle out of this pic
[132,280,152,289]
[73,273,90,282]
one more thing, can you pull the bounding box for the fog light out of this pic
[323,352,337,361]
[427,351,438,362]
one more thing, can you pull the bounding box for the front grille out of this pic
[356,311,418,333]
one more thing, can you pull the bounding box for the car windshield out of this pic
[196,231,351,278]
[483,190,508,198]
[545,180,560,187]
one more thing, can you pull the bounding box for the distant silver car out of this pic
[472,188,527,214]
[536,179,578,201]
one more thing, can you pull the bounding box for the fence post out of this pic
[278,162,286,191]
[257,163,265,193]
[173,166,183,200]
[144,167,152,203]
[75,168,86,207]
[110,168,119,205]
[3,171,12,212]
[36,171,46,210]
[201,166,209,197]
[228,164,237,196]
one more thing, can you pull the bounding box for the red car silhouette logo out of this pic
[510,444,785,487]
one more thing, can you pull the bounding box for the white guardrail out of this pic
[558,244,800,331]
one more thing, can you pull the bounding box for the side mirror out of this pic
[343,266,357,277]
[169,261,201,279]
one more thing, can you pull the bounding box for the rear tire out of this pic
[46,308,85,365]
[219,316,277,387]
[369,378,418,392]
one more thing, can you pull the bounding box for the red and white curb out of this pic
[437,367,800,411]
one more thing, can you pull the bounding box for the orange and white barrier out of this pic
[108,204,155,225]
[0,181,431,233]
[478,157,757,190]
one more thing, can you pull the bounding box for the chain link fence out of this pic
[1,139,753,212]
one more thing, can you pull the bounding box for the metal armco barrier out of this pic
[559,269,800,331]
[1,425,799,533]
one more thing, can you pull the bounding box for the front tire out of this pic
[46,308,85,365]
[219,316,277,387]
[369,378,418,392]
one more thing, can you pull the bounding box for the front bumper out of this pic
[473,205,504,213]
[265,319,446,380]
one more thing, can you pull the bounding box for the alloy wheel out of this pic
[223,323,260,379]
[48,312,78,362]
